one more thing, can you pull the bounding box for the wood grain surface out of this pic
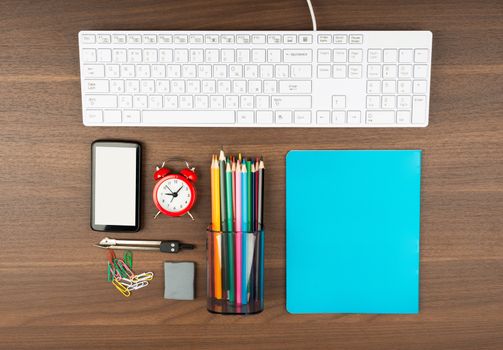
[0,0,502,349]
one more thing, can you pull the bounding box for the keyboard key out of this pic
[298,35,312,44]
[164,96,178,108]
[367,80,381,94]
[251,35,266,44]
[399,49,413,63]
[81,34,95,44]
[85,95,117,108]
[84,79,109,92]
[398,65,413,78]
[291,65,312,78]
[348,65,362,79]
[256,95,270,109]
[125,79,139,93]
[214,64,227,78]
[244,65,258,78]
[284,35,297,44]
[236,49,250,63]
[222,49,235,63]
[106,65,120,78]
[383,49,397,63]
[316,111,330,124]
[236,34,250,44]
[167,65,181,77]
[187,80,201,93]
[414,49,429,63]
[237,111,254,124]
[83,64,105,78]
[398,95,412,109]
[332,111,346,124]
[272,96,311,109]
[382,80,396,94]
[85,110,103,123]
[284,49,312,63]
[366,96,380,109]
[252,49,266,63]
[190,49,204,63]
[414,65,428,78]
[110,79,124,93]
[123,110,141,123]
[413,80,427,94]
[294,111,311,124]
[398,80,412,94]
[205,35,219,44]
[152,65,166,78]
[333,49,347,63]
[229,64,243,78]
[221,35,235,44]
[366,111,395,124]
[267,49,281,63]
[180,95,194,109]
[333,35,347,44]
[112,49,127,62]
[332,65,346,78]
[159,49,173,62]
[248,80,262,93]
[225,95,238,109]
[174,35,188,44]
[317,35,331,44]
[383,65,397,78]
[317,65,331,78]
[349,34,363,44]
[275,65,289,78]
[382,95,396,109]
[158,34,172,43]
[96,34,111,44]
[397,111,411,124]
[189,34,204,44]
[412,95,427,124]
[332,95,346,109]
[367,49,382,63]
[257,111,274,124]
[127,35,141,44]
[348,49,363,63]
[260,65,274,79]
[263,80,277,93]
[317,49,331,63]
[275,111,292,124]
[367,65,381,78]
[194,95,209,108]
[268,35,281,44]
[119,95,132,108]
[156,80,170,93]
[143,34,157,44]
[103,110,122,123]
[82,49,96,62]
[347,111,361,123]
[174,49,188,62]
[133,95,147,108]
[279,80,311,94]
[142,111,236,124]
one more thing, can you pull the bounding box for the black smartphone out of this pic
[91,140,141,232]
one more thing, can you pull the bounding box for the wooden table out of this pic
[1,0,502,348]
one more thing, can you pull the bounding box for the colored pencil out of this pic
[257,159,264,231]
[241,162,248,304]
[251,163,256,233]
[211,156,222,299]
[218,150,228,298]
[231,160,237,231]
[225,162,235,303]
[235,160,242,305]
[246,160,252,232]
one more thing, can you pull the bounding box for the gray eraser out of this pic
[164,262,195,300]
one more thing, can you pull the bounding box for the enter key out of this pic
[279,81,312,94]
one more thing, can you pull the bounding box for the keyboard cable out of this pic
[305,0,317,31]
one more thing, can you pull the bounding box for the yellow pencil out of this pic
[211,155,222,299]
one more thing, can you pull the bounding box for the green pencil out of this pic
[246,160,252,232]
[225,162,235,303]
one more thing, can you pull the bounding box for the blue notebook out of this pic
[286,150,421,314]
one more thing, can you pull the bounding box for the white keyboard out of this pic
[79,30,432,127]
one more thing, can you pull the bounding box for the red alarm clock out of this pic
[153,161,197,220]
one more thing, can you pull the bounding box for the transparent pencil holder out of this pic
[207,229,264,314]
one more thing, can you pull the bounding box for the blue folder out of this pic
[286,150,421,314]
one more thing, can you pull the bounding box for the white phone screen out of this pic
[93,145,137,226]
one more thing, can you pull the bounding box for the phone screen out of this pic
[91,141,141,231]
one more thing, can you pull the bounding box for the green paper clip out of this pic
[124,250,133,269]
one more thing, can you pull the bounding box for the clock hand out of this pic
[175,185,184,194]
[167,185,175,193]
[164,193,175,196]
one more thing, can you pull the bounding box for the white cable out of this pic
[306,0,317,31]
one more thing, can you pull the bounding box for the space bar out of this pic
[142,111,235,124]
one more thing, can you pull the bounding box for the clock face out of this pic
[155,175,194,215]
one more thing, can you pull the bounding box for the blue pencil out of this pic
[241,162,248,304]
